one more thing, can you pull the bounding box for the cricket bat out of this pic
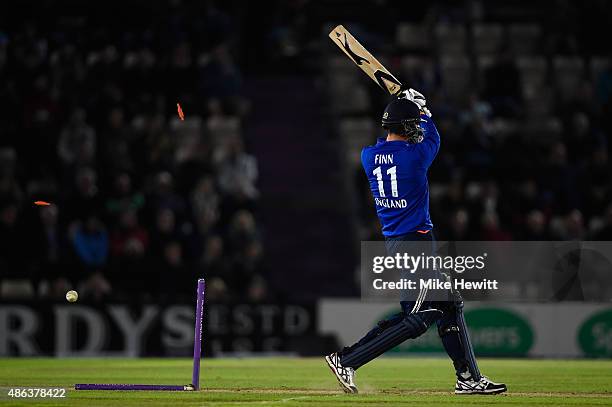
[329,25,403,96]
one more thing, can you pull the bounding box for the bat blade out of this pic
[328,25,403,95]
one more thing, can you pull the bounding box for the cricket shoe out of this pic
[455,374,507,394]
[325,352,358,394]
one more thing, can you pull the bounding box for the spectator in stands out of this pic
[480,212,512,241]
[247,274,270,302]
[515,179,544,216]
[148,172,187,218]
[215,137,259,214]
[226,210,260,252]
[0,1,263,301]
[99,107,135,174]
[106,173,145,217]
[70,215,109,273]
[198,235,229,279]
[205,277,231,302]
[57,109,96,168]
[522,210,551,240]
[447,208,472,240]
[215,138,258,199]
[206,98,242,144]
[551,209,586,240]
[157,240,192,296]
[150,208,179,250]
[191,176,220,236]
[200,44,242,103]
[109,209,148,259]
[67,167,102,221]
[33,204,68,286]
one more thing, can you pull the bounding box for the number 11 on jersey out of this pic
[373,166,398,198]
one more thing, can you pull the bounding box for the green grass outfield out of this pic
[1,357,611,406]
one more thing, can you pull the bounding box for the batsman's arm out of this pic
[416,114,441,167]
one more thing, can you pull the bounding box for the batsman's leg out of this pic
[436,294,480,380]
[325,298,442,393]
[436,296,507,394]
[326,230,440,393]
[456,300,481,380]
[437,302,470,375]
[340,307,441,369]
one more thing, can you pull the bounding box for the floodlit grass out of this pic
[0,357,611,406]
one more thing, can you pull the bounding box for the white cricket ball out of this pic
[66,290,79,303]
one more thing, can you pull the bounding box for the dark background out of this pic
[1,0,611,303]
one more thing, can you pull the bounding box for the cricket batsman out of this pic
[325,89,507,395]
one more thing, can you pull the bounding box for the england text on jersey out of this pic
[360,114,440,237]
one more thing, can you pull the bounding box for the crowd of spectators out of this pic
[0,2,269,301]
[1,0,612,302]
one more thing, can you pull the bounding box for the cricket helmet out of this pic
[381,98,424,143]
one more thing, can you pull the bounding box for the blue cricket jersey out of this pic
[361,114,440,237]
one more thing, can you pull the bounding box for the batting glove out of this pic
[398,88,432,117]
